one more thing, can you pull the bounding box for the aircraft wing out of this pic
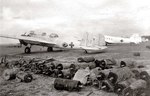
[0,34,56,47]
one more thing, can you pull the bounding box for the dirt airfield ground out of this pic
[0,41,150,96]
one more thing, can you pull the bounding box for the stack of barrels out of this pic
[94,59,150,96]
[76,57,150,95]
[2,68,33,83]
[2,56,150,94]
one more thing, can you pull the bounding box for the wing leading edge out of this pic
[0,34,56,47]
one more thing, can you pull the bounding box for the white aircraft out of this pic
[0,31,107,54]
[104,34,142,45]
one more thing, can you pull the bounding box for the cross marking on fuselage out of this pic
[69,42,74,48]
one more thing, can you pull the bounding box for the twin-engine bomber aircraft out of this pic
[0,32,107,54]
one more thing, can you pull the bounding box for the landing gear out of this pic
[84,50,88,53]
[106,42,108,46]
[24,47,31,54]
[47,47,53,52]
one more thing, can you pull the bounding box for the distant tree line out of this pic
[142,36,150,40]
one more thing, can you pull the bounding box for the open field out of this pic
[0,42,150,96]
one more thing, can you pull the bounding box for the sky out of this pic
[0,0,150,44]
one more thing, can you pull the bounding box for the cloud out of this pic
[1,0,150,37]
[30,0,48,3]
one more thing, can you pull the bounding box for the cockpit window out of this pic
[49,33,59,38]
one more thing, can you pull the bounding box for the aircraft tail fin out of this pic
[130,34,140,39]
[80,32,106,47]
[130,34,142,44]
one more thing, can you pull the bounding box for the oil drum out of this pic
[54,78,82,91]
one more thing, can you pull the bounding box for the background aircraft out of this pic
[104,34,142,45]
[0,31,107,54]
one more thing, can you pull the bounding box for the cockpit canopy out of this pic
[49,33,59,38]
[21,31,59,38]
[21,31,36,36]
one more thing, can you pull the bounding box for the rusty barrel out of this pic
[16,71,33,83]
[69,64,76,70]
[43,58,55,63]
[0,56,7,64]
[31,64,42,74]
[10,60,21,68]
[140,69,150,82]
[101,80,114,92]
[29,62,43,74]
[69,64,78,78]
[77,56,95,63]
[115,58,136,68]
[77,62,96,69]
[131,68,143,79]
[55,63,63,70]
[94,59,115,70]
[97,69,111,81]
[131,68,150,82]
[92,79,100,88]
[42,66,54,76]
[133,52,140,56]
[61,62,96,70]
[53,69,64,78]
[46,61,63,70]
[90,67,101,75]
[54,78,82,91]
[45,62,56,70]
[61,69,73,79]
[90,67,102,81]
[94,59,107,69]
[104,58,117,65]
[69,64,77,75]
[107,67,135,84]
[123,79,147,96]
[2,68,19,80]
[123,87,134,96]
[42,63,56,75]
[114,78,136,95]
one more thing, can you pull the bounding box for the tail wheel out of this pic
[47,47,53,52]
[24,47,31,54]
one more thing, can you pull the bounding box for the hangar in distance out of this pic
[0,31,107,54]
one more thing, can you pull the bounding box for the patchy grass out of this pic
[0,42,150,96]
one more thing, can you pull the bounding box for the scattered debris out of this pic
[73,68,90,85]
[1,56,150,96]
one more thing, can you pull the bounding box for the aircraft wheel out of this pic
[25,47,31,54]
[106,42,108,46]
[84,50,88,53]
[47,47,53,52]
